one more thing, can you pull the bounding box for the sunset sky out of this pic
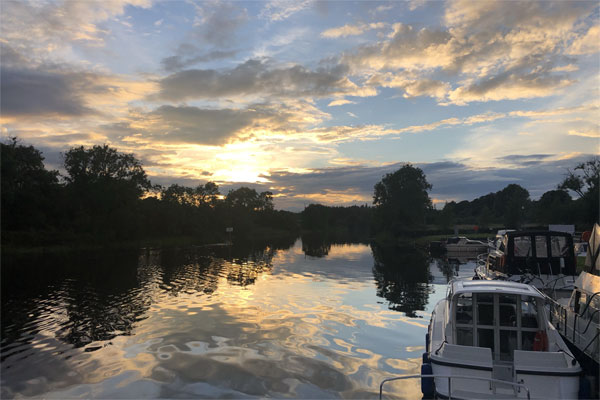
[1,0,599,210]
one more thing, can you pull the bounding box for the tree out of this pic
[373,164,432,234]
[557,158,599,224]
[62,145,151,239]
[226,187,273,211]
[1,138,60,231]
[535,190,572,224]
[497,184,530,228]
[196,182,220,206]
[558,158,599,198]
[63,144,151,195]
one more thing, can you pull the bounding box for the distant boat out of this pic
[444,236,489,254]
[425,279,581,399]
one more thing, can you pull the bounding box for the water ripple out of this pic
[1,241,439,399]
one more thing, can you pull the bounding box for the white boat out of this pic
[426,279,581,399]
[445,236,489,254]
[549,271,600,364]
[546,224,599,397]
[475,231,577,300]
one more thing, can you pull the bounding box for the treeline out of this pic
[2,137,598,248]
[300,161,599,237]
[436,161,598,230]
[1,139,299,247]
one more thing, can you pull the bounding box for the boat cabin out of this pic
[488,231,576,276]
[427,280,581,399]
[449,280,549,361]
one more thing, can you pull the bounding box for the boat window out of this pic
[456,294,473,324]
[522,331,536,351]
[477,294,494,326]
[520,297,539,328]
[550,236,569,257]
[456,327,473,346]
[535,236,548,258]
[499,295,517,327]
[513,236,532,257]
[499,330,518,361]
[454,293,543,360]
[477,328,494,351]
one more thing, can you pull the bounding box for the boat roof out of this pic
[450,279,544,299]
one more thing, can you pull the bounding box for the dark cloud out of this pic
[155,59,355,101]
[193,1,248,46]
[102,103,309,146]
[150,105,257,145]
[161,49,238,72]
[0,67,106,117]
[0,43,28,68]
[495,154,554,166]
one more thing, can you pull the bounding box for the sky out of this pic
[1,0,599,210]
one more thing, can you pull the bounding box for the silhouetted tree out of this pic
[62,145,151,239]
[535,190,573,224]
[1,138,61,232]
[225,187,273,211]
[558,158,599,224]
[558,158,599,198]
[373,164,432,235]
[498,184,530,228]
[63,145,151,194]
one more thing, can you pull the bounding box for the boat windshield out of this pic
[454,293,541,361]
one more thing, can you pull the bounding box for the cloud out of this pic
[101,100,331,146]
[341,1,597,105]
[155,58,375,102]
[567,25,600,55]
[370,4,394,15]
[321,22,386,38]
[0,67,104,117]
[192,1,248,46]
[403,79,451,100]
[568,129,600,138]
[328,99,355,107]
[259,0,313,21]
[161,49,238,72]
[446,69,573,105]
[147,105,258,145]
[0,0,152,57]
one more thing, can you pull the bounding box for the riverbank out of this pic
[1,227,299,255]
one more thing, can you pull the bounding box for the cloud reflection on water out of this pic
[1,240,433,399]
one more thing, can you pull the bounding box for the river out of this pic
[1,239,476,399]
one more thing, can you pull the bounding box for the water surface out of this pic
[1,240,475,398]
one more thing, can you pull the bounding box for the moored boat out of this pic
[547,223,600,397]
[425,279,581,399]
[444,236,489,254]
[475,231,577,300]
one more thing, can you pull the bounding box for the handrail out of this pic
[579,291,600,317]
[379,374,531,400]
[581,331,600,355]
[580,309,600,335]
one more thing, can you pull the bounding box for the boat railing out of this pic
[547,293,600,360]
[579,291,600,318]
[379,374,531,400]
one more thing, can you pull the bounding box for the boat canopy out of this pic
[499,231,576,276]
[584,223,600,274]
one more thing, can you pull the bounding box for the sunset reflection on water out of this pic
[0,240,456,399]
